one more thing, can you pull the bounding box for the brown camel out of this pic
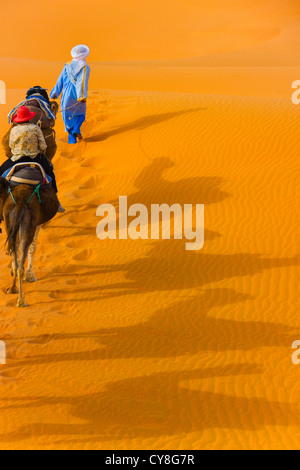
[0,177,58,307]
[2,101,59,162]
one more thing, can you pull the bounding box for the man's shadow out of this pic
[85,107,205,142]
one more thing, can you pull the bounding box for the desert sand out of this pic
[0,0,299,450]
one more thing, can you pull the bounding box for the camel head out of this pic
[50,100,59,116]
[0,177,9,222]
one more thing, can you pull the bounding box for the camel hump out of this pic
[26,106,44,125]
[10,100,54,129]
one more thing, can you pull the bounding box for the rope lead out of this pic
[8,187,16,205]
[27,183,42,204]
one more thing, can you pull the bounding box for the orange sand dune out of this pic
[0,0,300,451]
[1,0,299,63]
[0,77,299,450]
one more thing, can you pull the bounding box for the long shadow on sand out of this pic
[84,108,205,142]
[13,286,299,364]
[33,153,300,304]
[34,239,300,302]
[2,285,300,443]
[109,156,230,207]
[2,148,298,444]
[1,102,298,445]
[1,361,300,444]
[48,156,230,239]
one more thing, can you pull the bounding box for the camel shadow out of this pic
[3,285,299,443]
[95,243,300,297]
[38,238,300,302]
[13,287,299,364]
[85,108,205,142]
[35,154,299,305]
[47,156,229,244]
[1,363,300,444]
[109,157,230,208]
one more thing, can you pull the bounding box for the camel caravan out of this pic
[0,86,62,308]
[0,46,90,308]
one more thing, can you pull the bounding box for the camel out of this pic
[2,100,59,162]
[0,177,58,307]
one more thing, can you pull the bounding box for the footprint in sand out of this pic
[0,368,23,381]
[66,213,81,225]
[66,240,82,249]
[23,334,53,345]
[79,175,104,189]
[80,156,104,169]
[72,249,97,262]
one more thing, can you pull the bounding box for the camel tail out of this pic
[6,204,27,254]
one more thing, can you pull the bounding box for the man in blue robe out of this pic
[50,45,90,144]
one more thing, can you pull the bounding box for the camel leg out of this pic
[17,248,29,308]
[17,266,28,308]
[10,253,19,277]
[7,252,18,295]
[25,227,40,283]
[16,214,35,308]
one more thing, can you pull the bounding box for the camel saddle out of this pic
[3,162,52,188]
